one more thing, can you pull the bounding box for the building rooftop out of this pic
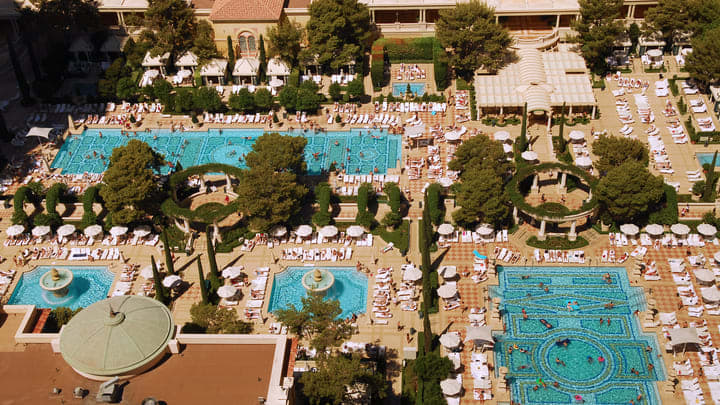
[210,0,285,21]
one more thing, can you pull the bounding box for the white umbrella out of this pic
[647,49,663,58]
[521,151,538,161]
[57,224,76,237]
[714,251,720,263]
[439,332,461,349]
[671,223,690,235]
[140,266,154,279]
[449,354,461,370]
[162,274,182,288]
[438,223,454,236]
[620,224,639,236]
[439,266,457,278]
[271,225,287,237]
[133,225,151,237]
[569,130,585,141]
[403,266,422,281]
[319,225,338,238]
[494,131,510,142]
[694,269,715,284]
[698,223,717,237]
[438,177,454,187]
[701,285,720,303]
[217,285,238,298]
[502,143,513,154]
[476,224,494,236]
[437,284,458,299]
[110,226,128,236]
[84,224,103,238]
[6,224,25,237]
[575,156,592,168]
[346,225,365,238]
[440,378,462,396]
[645,224,664,236]
[32,225,51,237]
[295,225,312,238]
[444,131,460,141]
[269,78,283,87]
[222,267,243,279]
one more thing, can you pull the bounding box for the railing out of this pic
[376,22,436,33]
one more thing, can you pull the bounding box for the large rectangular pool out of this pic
[392,83,426,97]
[7,266,114,309]
[491,266,664,405]
[51,128,402,175]
[697,152,720,167]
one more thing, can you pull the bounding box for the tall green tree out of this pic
[702,151,718,202]
[685,26,720,87]
[448,134,513,177]
[143,0,197,56]
[191,20,218,61]
[415,352,453,403]
[435,1,513,77]
[99,140,164,225]
[571,0,624,73]
[253,88,273,111]
[206,229,220,282]
[301,354,387,405]
[151,255,170,305]
[197,258,209,304]
[643,0,689,51]
[517,102,528,155]
[596,161,664,224]
[306,0,373,70]
[188,302,253,333]
[267,19,304,66]
[162,229,175,275]
[453,167,510,228]
[686,0,720,38]
[228,88,256,112]
[557,102,567,154]
[592,135,649,175]
[275,293,353,351]
[421,191,434,354]
[236,167,307,231]
[34,0,101,39]
[245,132,308,174]
[258,34,267,83]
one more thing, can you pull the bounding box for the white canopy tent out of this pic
[465,325,494,345]
[267,57,290,80]
[175,51,199,70]
[200,59,228,85]
[233,58,260,84]
[668,327,701,353]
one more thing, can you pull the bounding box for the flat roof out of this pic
[0,344,278,403]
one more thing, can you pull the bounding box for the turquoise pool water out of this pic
[7,266,114,309]
[697,153,720,167]
[51,128,402,175]
[268,266,367,319]
[392,83,426,97]
[492,266,664,405]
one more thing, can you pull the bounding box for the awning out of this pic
[668,327,701,346]
[702,285,720,303]
[620,224,639,236]
[671,223,690,235]
[465,325,493,344]
[646,224,664,236]
[438,223,454,236]
[26,127,53,139]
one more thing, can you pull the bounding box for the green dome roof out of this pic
[59,295,174,376]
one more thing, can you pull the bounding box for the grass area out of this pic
[526,235,589,250]
[164,225,189,251]
[215,225,253,253]
[536,202,570,216]
[373,220,410,255]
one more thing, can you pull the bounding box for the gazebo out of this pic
[175,51,199,72]
[142,51,170,75]
[233,58,260,85]
[200,59,228,85]
[266,57,290,85]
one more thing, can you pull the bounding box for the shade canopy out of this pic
[494,131,510,141]
[444,131,461,141]
[439,266,457,278]
[32,225,51,237]
[346,225,365,238]
[6,224,25,236]
[133,225,151,237]
[270,225,287,237]
[575,156,592,168]
[645,224,664,236]
[84,224,103,238]
[269,78,284,87]
[702,285,720,303]
[233,57,260,76]
[521,151,538,161]
[199,59,228,77]
[57,224,76,237]
[403,266,423,281]
[440,378,462,395]
[620,224,639,236]
[319,225,338,238]
[437,284,458,298]
[476,224,494,236]
[698,223,717,236]
[267,57,290,77]
[295,225,312,237]
[714,251,720,263]
[439,332,461,349]
[59,296,174,377]
[221,267,243,279]
[465,325,493,345]
[647,49,663,57]
[175,51,198,67]
[26,127,53,139]
[568,130,585,140]
[217,285,238,298]
[668,327,701,346]
[438,177,454,187]
[503,144,513,154]
[405,124,425,138]
[671,223,690,235]
[110,226,128,236]
[139,266,154,279]
[438,223,455,236]
[162,275,181,288]
[694,268,715,283]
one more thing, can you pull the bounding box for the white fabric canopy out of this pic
[671,223,690,235]
[32,225,51,237]
[502,144,514,154]
[57,224,76,237]
[267,57,290,77]
[698,223,717,236]
[405,124,425,138]
[439,266,457,278]
[647,49,663,58]
[668,327,700,346]
[438,177,454,187]
[233,57,260,76]
[444,131,461,141]
[494,131,510,141]
[6,224,25,236]
[575,156,592,168]
[84,224,103,237]
[26,127,52,139]
[133,225,151,237]
[269,78,284,88]
[620,224,639,236]
[476,224,494,236]
[110,226,128,236]
[440,378,462,395]
[438,223,454,235]
[702,285,720,303]
[695,269,715,283]
[319,225,338,238]
[439,332,461,349]
[162,275,182,288]
[521,151,538,161]
[271,226,287,237]
[465,325,493,344]
[346,225,365,238]
[437,284,458,299]
[140,266,154,279]
[142,51,169,67]
[295,225,313,237]
[175,51,198,67]
[199,59,228,77]
[222,267,243,279]
[569,130,585,140]
[217,285,238,298]
[403,266,422,281]
[646,224,664,236]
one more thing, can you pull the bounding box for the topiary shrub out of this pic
[355,183,376,228]
[382,182,403,229]
[80,186,99,228]
[12,186,31,226]
[312,182,332,226]
[426,183,445,226]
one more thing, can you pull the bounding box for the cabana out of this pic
[200,59,228,85]
[668,327,701,354]
[266,57,290,85]
[233,57,260,85]
[175,51,199,73]
[26,127,53,141]
[465,325,494,347]
[142,51,169,75]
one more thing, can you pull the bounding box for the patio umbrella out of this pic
[57,224,76,237]
[439,266,457,278]
[319,225,338,238]
[346,225,365,238]
[502,143,513,154]
[438,223,454,236]
[403,266,422,281]
[110,226,128,236]
[620,224,639,236]
[647,49,663,58]
[575,156,592,168]
[493,131,510,142]
[217,285,238,298]
[714,251,720,263]
[221,267,243,279]
[444,131,460,141]
[162,274,182,288]
[439,332,461,349]
[84,224,103,238]
[269,78,284,87]
[440,378,462,396]
[438,177,454,187]
[133,225,151,237]
[694,269,715,284]
[32,225,51,237]
[449,354,461,370]
[139,266,154,279]
[6,224,25,237]
[476,224,494,236]
[671,223,690,235]
[698,223,717,237]
[437,284,458,299]
[521,151,538,161]
[270,225,287,238]
[645,224,664,236]
[701,285,720,303]
[295,225,312,238]
[569,130,585,141]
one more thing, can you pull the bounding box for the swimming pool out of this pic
[267,266,367,319]
[697,153,720,167]
[7,266,115,309]
[492,266,664,405]
[392,83,426,97]
[51,128,402,175]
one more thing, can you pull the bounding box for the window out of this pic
[238,37,248,54]
[237,33,257,56]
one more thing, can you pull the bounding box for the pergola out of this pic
[233,57,260,85]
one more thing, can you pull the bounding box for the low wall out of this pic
[3,305,62,344]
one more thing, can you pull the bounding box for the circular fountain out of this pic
[302,268,335,295]
[39,268,74,297]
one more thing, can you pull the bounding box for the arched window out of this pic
[238,36,249,54]
[247,36,256,53]
[237,32,257,56]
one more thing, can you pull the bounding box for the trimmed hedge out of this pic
[35,183,67,227]
[168,163,245,190]
[371,45,384,88]
[12,186,30,225]
[377,37,437,62]
[426,183,444,226]
[355,183,375,228]
[312,182,332,226]
[526,235,589,250]
[432,45,448,91]
[648,184,679,225]
[374,219,409,255]
[80,186,99,228]
[382,182,403,229]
